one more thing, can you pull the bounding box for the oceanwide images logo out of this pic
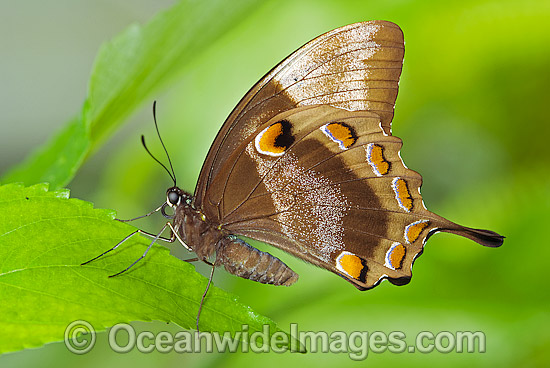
[64,321,486,360]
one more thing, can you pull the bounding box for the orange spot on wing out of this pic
[258,123,285,154]
[366,143,390,176]
[405,220,429,244]
[255,120,294,156]
[322,123,356,149]
[392,177,413,212]
[385,243,406,270]
[336,252,365,280]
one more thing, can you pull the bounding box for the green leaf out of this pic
[0,183,295,354]
[1,0,261,189]
[0,118,88,189]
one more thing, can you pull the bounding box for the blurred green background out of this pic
[1,0,548,366]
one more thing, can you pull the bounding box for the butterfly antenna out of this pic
[152,101,177,186]
[141,135,176,185]
[140,102,177,186]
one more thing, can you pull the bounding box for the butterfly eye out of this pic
[167,191,180,206]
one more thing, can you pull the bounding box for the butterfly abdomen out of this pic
[216,236,298,286]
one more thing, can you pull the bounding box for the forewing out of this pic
[194,21,405,208]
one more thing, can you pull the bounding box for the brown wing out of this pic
[194,21,405,208]
[201,106,503,290]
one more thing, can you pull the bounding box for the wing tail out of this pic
[430,226,504,248]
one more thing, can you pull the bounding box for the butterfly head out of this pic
[166,186,192,208]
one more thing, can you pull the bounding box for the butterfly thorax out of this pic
[173,198,221,261]
[167,186,299,286]
[165,186,218,260]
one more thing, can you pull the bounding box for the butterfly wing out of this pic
[194,21,405,208]
[202,105,502,289]
[195,21,503,289]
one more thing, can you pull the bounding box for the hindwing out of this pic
[203,106,462,289]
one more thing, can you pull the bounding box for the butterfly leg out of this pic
[178,257,215,267]
[196,263,215,333]
[135,228,175,243]
[166,222,192,251]
[81,230,140,266]
[81,224,176,267]
[82,223,171,278]
[115,203,165,222]
[107,222,170,277]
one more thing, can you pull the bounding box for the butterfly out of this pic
[83,20,504,329]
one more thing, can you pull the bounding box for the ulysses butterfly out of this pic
[83,20,504,329]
